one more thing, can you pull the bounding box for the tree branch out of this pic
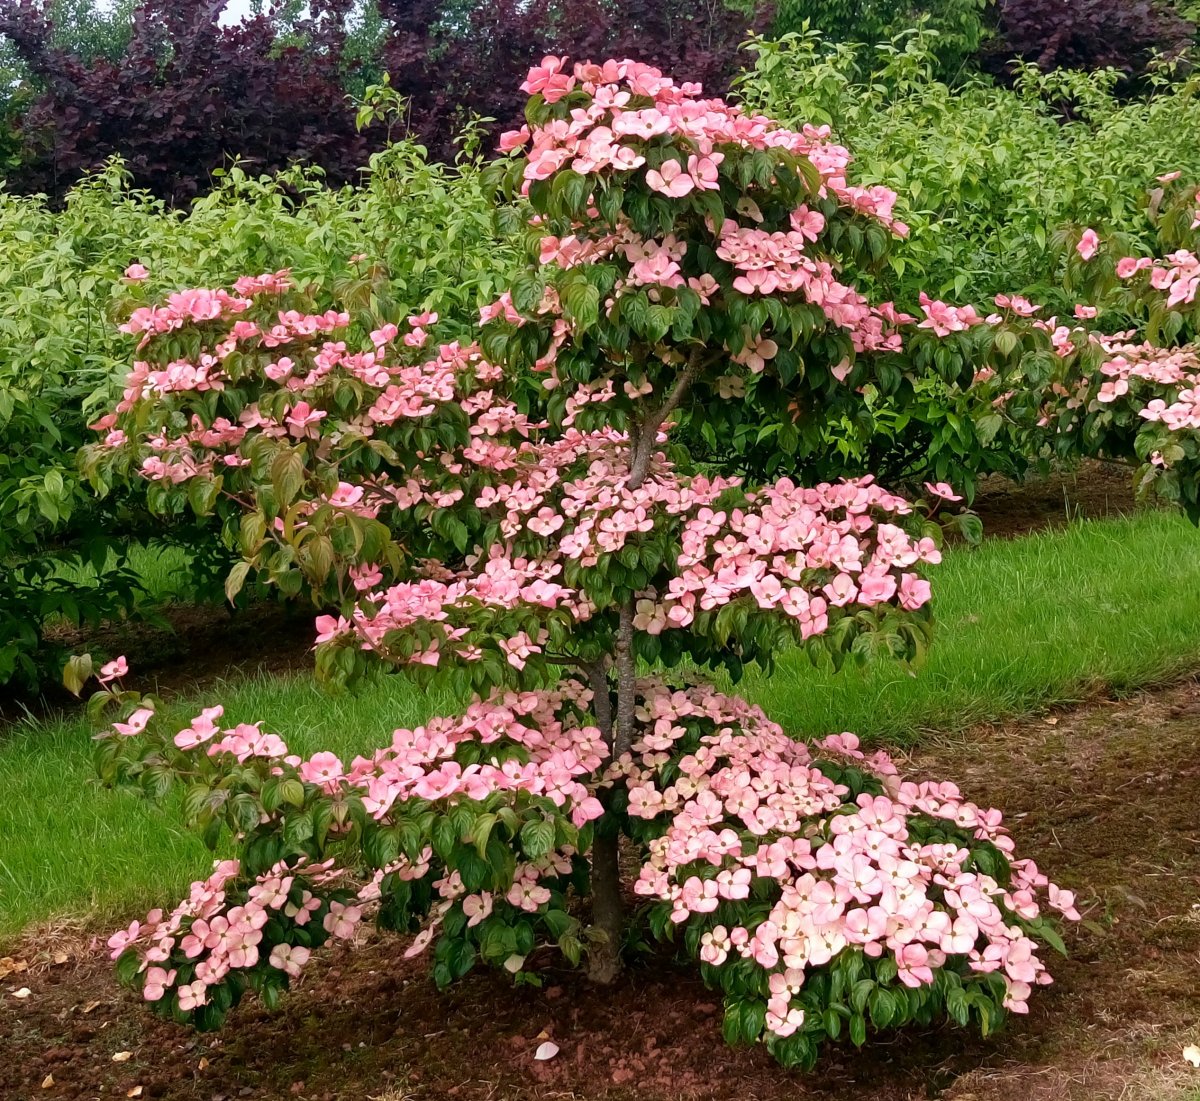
[628,345,713,488]
[613,601,637,757]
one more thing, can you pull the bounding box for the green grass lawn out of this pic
[2,510,1199,943]
[735,510,1200,739]
[48,541,199,606]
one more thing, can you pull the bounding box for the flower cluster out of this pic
[104,671,1078,1051]
[341,680,608,826]
[973,261,1200,478]
[1116,248,1199,309]
[716,222,910,352]
[661,476,937,633]
[508,58,909,236]
[104,681,609,1021]
[91,275,479,495]
[615,679,1078,1056]
[490,56,925,408]
[106,857,359,1025]
[321,456,938,670]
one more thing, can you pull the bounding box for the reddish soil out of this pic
[5,680,1199,1101]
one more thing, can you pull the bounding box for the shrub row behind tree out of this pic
[0,0,770,204]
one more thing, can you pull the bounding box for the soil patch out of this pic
[971,459,1139,539]
[4,601,316,724]
[4,680,1198,1101]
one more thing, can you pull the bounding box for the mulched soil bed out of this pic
[5,679,1199,1101]
[970,459,1139,539]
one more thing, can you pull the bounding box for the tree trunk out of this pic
[588,824,624,984]
[614,600,637,757]
[584,357,706,983]
[586,659,624,984]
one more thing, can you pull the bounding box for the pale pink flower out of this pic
[498,126,531,153]
[269,943,311,978]
[112,706,154,737]
[299,751,344,786]
[177,980,208,1011]
[98,655,128,684]
[924,481,962,502]
[1077,228,1100,261]
[174,705,224,750]
[142,966,177,1001]
[323,902,363,940]
[646,159,695,198]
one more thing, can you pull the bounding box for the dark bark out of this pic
[585,658,623,984]
[587,826,624,984]
[584,353,706,980]
[614,600,637,758]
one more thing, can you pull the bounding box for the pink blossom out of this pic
[923,481,962,502]
[646,159,695,198]
[112,706,154,737]
[323,902,363,940]
[499,126,531,153]
[174,705,224,750]
[98,655,128,684]
[268,943,311,978]
[142,966,177,1001]
[521,56,575,103]
[299,751,344,786]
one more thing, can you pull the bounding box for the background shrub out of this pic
[739,27,1200,303]
[770,0,990,77]
[982,0,1195,81]
[0,0,770,203]
[0,0,372,204]
[0,141,519,689]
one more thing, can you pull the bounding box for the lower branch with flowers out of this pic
[95,671,1079,1069]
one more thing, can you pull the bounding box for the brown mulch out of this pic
[4,680,1199,1101]
[970,459,1138,539]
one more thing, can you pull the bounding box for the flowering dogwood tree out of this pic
[939,174,1200,522]
[81,57,1080,1068]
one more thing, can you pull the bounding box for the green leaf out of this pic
[520,818,556,859]
[62,652,93,696]
[271,448,306,508]
[224,561,252,604]
[472,812,498,857]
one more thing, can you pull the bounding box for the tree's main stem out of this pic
[587,358,707,983]
[587,826,624,984]
[614,600,637,758]
[585,659,624,984]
